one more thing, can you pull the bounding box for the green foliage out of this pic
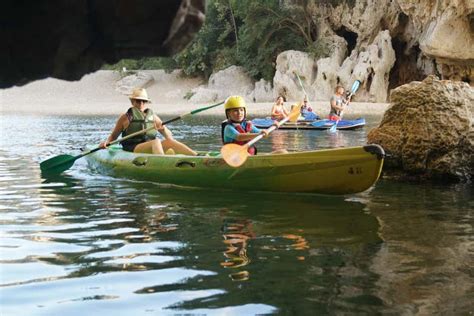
[308,37,333,59]
[174,0,317,81]
[174,1,237,77]
[102,57,177,73]
[103,0,340,82]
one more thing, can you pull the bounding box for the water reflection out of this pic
[2,113,472,314]
[3,166,383,314]
[220,216,254,281]
[364,181,474,314]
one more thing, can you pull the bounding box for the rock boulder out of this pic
[367,75,473,181]
[190,66,254,103]
[115,72,155,95]
[273,50,316,101]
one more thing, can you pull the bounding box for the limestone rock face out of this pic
[1,0,205,88]
[311,35,348,101]
[115,72,155,95]
[343,31,396,102]
[327,0,401,45]
[397,0,474,83]
[253,79,274,102]
[367,76,473,181]
[275,31,395,103]
[398,0,474,60]
[273,50,316,101]
[190,66,254,103]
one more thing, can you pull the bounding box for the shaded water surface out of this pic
[0,114,472,315]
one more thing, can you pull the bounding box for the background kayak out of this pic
[252,117,366,130]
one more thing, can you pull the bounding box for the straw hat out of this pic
[129,88,151,102]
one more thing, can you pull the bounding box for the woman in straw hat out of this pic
[99,88,197,155]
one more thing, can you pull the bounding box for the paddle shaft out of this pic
[337,88,357,119]
[41,101,225,173]
[82,101,225,157]
[329,81,361,132]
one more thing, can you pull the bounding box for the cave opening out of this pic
[388,38,425,89]
[334,26,358,56]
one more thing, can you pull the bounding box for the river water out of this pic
[0,113,472,315]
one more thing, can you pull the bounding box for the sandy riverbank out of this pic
[0,70,390,117]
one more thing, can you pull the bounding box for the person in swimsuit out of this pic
[271,96,289,120]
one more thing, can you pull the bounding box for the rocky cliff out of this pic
[273,0,473,102]
[188,0,472,104]
[367,75,473,182]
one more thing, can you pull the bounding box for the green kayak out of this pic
[86,144,384,195]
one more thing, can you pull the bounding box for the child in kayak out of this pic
[271,95,289,121]
[99,88,197,155]
[221,96,268,155]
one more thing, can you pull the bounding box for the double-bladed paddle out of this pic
[329,80,361,133]
[221,104,302,168]
[40,101,225,175]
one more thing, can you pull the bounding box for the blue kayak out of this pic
[311,118,366,130]
[252,117,365,130]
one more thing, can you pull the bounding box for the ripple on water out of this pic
[0,114,472,315]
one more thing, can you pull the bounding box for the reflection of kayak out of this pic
[252,118,366,130]
[86,144,384,195]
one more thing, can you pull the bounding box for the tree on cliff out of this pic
[176,0,321,81]
[105,0,332,82]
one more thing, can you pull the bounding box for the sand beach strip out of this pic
[1,70,390,117]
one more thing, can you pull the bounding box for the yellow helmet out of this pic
[224,96,246,111]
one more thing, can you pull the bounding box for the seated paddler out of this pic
[221,95,269,155]
[99,88,197,155]
[300,96,319,121]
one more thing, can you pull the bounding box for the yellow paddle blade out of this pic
[288,103,302,123]
[221,143,250,168]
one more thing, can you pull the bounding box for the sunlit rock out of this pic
[367,75,473,181]
[115,72,155,95]
[342,30,396,102]
[190,66,254,103]
[252,79,274,102]
[273,50,316,101]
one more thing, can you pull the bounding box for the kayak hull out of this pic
[252,118,366,130]
[86,145,384,195]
